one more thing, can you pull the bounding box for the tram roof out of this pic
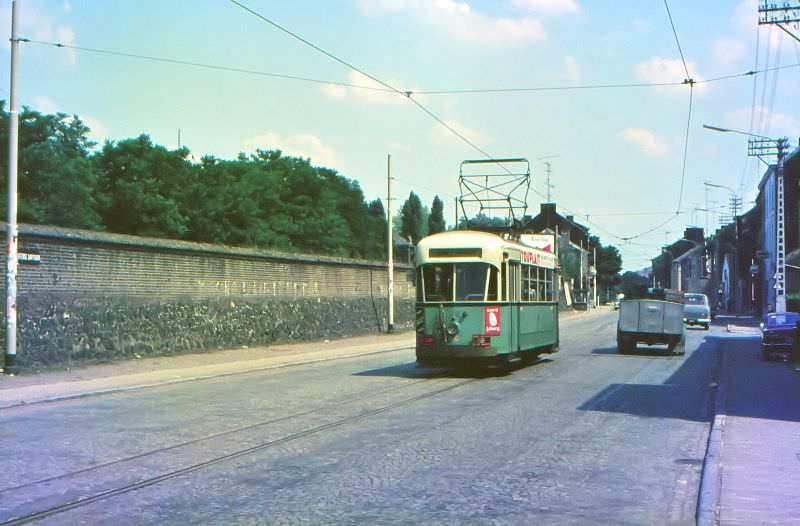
[416,230,556,269]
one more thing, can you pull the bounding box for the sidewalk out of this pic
[699,317,800,525]
[0,307,599,410]
[0,332,416,410]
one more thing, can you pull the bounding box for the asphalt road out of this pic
[0,310,721,525]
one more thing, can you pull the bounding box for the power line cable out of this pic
[23,8,703,248]
[23,38,395,93]
[757,28,773,137]
[764,32,784,137]
[227,0,498,162]
[23,38,798,97]
[739,25,762,197]
[412,81,684,95]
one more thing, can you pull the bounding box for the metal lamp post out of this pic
[5,0,20,375]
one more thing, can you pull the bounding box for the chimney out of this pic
[684,227,704,244]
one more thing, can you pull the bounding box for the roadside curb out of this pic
[697,334,729,525]
[0,344,414,411]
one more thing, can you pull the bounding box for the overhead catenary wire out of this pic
[22,38,799,97]
[24,6,716,248]
[662,0,691,80]
[229,1,700,246]
[24,35,692,244]
[22,39,395,93]
[676,84,694,213]
[228,0,499,163]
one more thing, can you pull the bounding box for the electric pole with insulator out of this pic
[758,1,800,43]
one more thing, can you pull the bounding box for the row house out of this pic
[653,141,800,316]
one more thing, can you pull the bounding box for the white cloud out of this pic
[320,70,422,105]
[636,57,693,83]
[564,55,581,83]
[619,127,668,157]
[510,0,580,17]
[731,0,758,32]
[725,106,800,139]
[358,0,547,46]
[0,1,76,63]
[386,140,411,152]
[713,37,747,66]
[429,118,492,148]
[631,17,648,32]
[81,116,107,147]
[32,96,58,114]
[635,57,707,97]
[243,132,344,170]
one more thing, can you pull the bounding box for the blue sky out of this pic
[1,0,798,270]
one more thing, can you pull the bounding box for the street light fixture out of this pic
[701,124,775,142]
[703,123,789,313]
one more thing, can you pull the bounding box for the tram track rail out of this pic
[1,375,478,525]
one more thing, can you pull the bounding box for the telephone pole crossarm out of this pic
[758,1,800,43]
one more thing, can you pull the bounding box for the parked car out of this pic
[683,293,711,329]
[760,312,800,360]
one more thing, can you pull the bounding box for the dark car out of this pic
[760,312,800,360]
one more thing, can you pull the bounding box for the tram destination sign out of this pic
[519,248,557,269]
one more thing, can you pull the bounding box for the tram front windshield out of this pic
[420,263,497,302]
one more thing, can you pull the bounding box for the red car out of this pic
[760,312,800,360]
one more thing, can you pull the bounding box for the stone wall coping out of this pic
[4,222,413,271]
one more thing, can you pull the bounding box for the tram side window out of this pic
[522,264,542,302]
[521,265,531,301]
[534,267,544,301]
[416,268,423,301]
[542,268,553,301]
[422,264,453,301]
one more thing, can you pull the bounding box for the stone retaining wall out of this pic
[3,224,415,370]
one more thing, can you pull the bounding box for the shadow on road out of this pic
[578,337,720,422]
[580,326,800,423]
[591,346,678,358]
[353,358,553,379]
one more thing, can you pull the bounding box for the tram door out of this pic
[507,261,521,352]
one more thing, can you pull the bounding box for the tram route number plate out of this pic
[485,306,501,335]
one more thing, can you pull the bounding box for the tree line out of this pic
[0,103,393,260]
[0,101,622,286]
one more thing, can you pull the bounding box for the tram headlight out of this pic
[446,321,460,336]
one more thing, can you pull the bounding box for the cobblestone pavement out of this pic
[2,308,765,524]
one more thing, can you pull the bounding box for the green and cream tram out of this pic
[415,230,559,366]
